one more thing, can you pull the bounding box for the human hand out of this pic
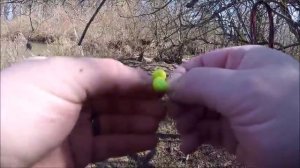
[1,57,165,168]
[168,45,299,168]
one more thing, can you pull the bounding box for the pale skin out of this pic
[1,45,299,168]
[168,45,299,168]
[1,58,165,167]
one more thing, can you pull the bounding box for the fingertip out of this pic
[115,67,163,99]
[135,67,153,84]
[89,58,158,98]
[181,55,204,71]
[168,66,186,92]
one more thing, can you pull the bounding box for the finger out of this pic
[69,112,93,168]
[93,135,157,161]
[236,147,250,166]
[17,57,160,104]
[168,46,246,87]
[32,141,74,168]
[221,118,238,154]
[168,46,270,111]
[180,131,200,154]
[91,99,166,119]
[202,107,221,120]
[169,67,237,116]
[166,101,182,119]
[182,45,290,71]
[133,99,166,119]
[167,102,204,119]
[99,115,159,134]
[168,66,186,85]
[196,120,221,147]
[176,112,198,134]
[182,46,247,70]
[69,58,157,99]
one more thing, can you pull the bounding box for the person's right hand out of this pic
[168,45,299,168]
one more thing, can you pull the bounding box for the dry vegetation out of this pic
[1,0,299,167]
[1,0,299,69]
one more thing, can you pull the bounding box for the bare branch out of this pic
[78,0,108,46]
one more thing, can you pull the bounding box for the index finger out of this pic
[182,45,292,71]
[182,46,247,70]
[168,46,245,86]
[4,57,161,104]
[50,57,162,100]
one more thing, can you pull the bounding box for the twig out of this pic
[120,0,173,18]
[78,0,107,46]
[250,1,274,48]
[29,0,34,32]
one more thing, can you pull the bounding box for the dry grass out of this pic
[1,2,299,68]
[1,2,153,69]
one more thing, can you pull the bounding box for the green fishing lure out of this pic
[152,69,168,92]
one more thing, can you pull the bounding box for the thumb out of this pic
[168,67,238,115]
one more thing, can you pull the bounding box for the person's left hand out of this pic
[1,57,165,168]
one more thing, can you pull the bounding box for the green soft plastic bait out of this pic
[152,69,168,92]
[152,69,167,80]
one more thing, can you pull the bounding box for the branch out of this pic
[186,0,199,8]
[78,0,107,46]
[0,0,26,4]
[250,1,274,48]
[120,0,173,18]
[279,42,300,50]
[183,0,239,29]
